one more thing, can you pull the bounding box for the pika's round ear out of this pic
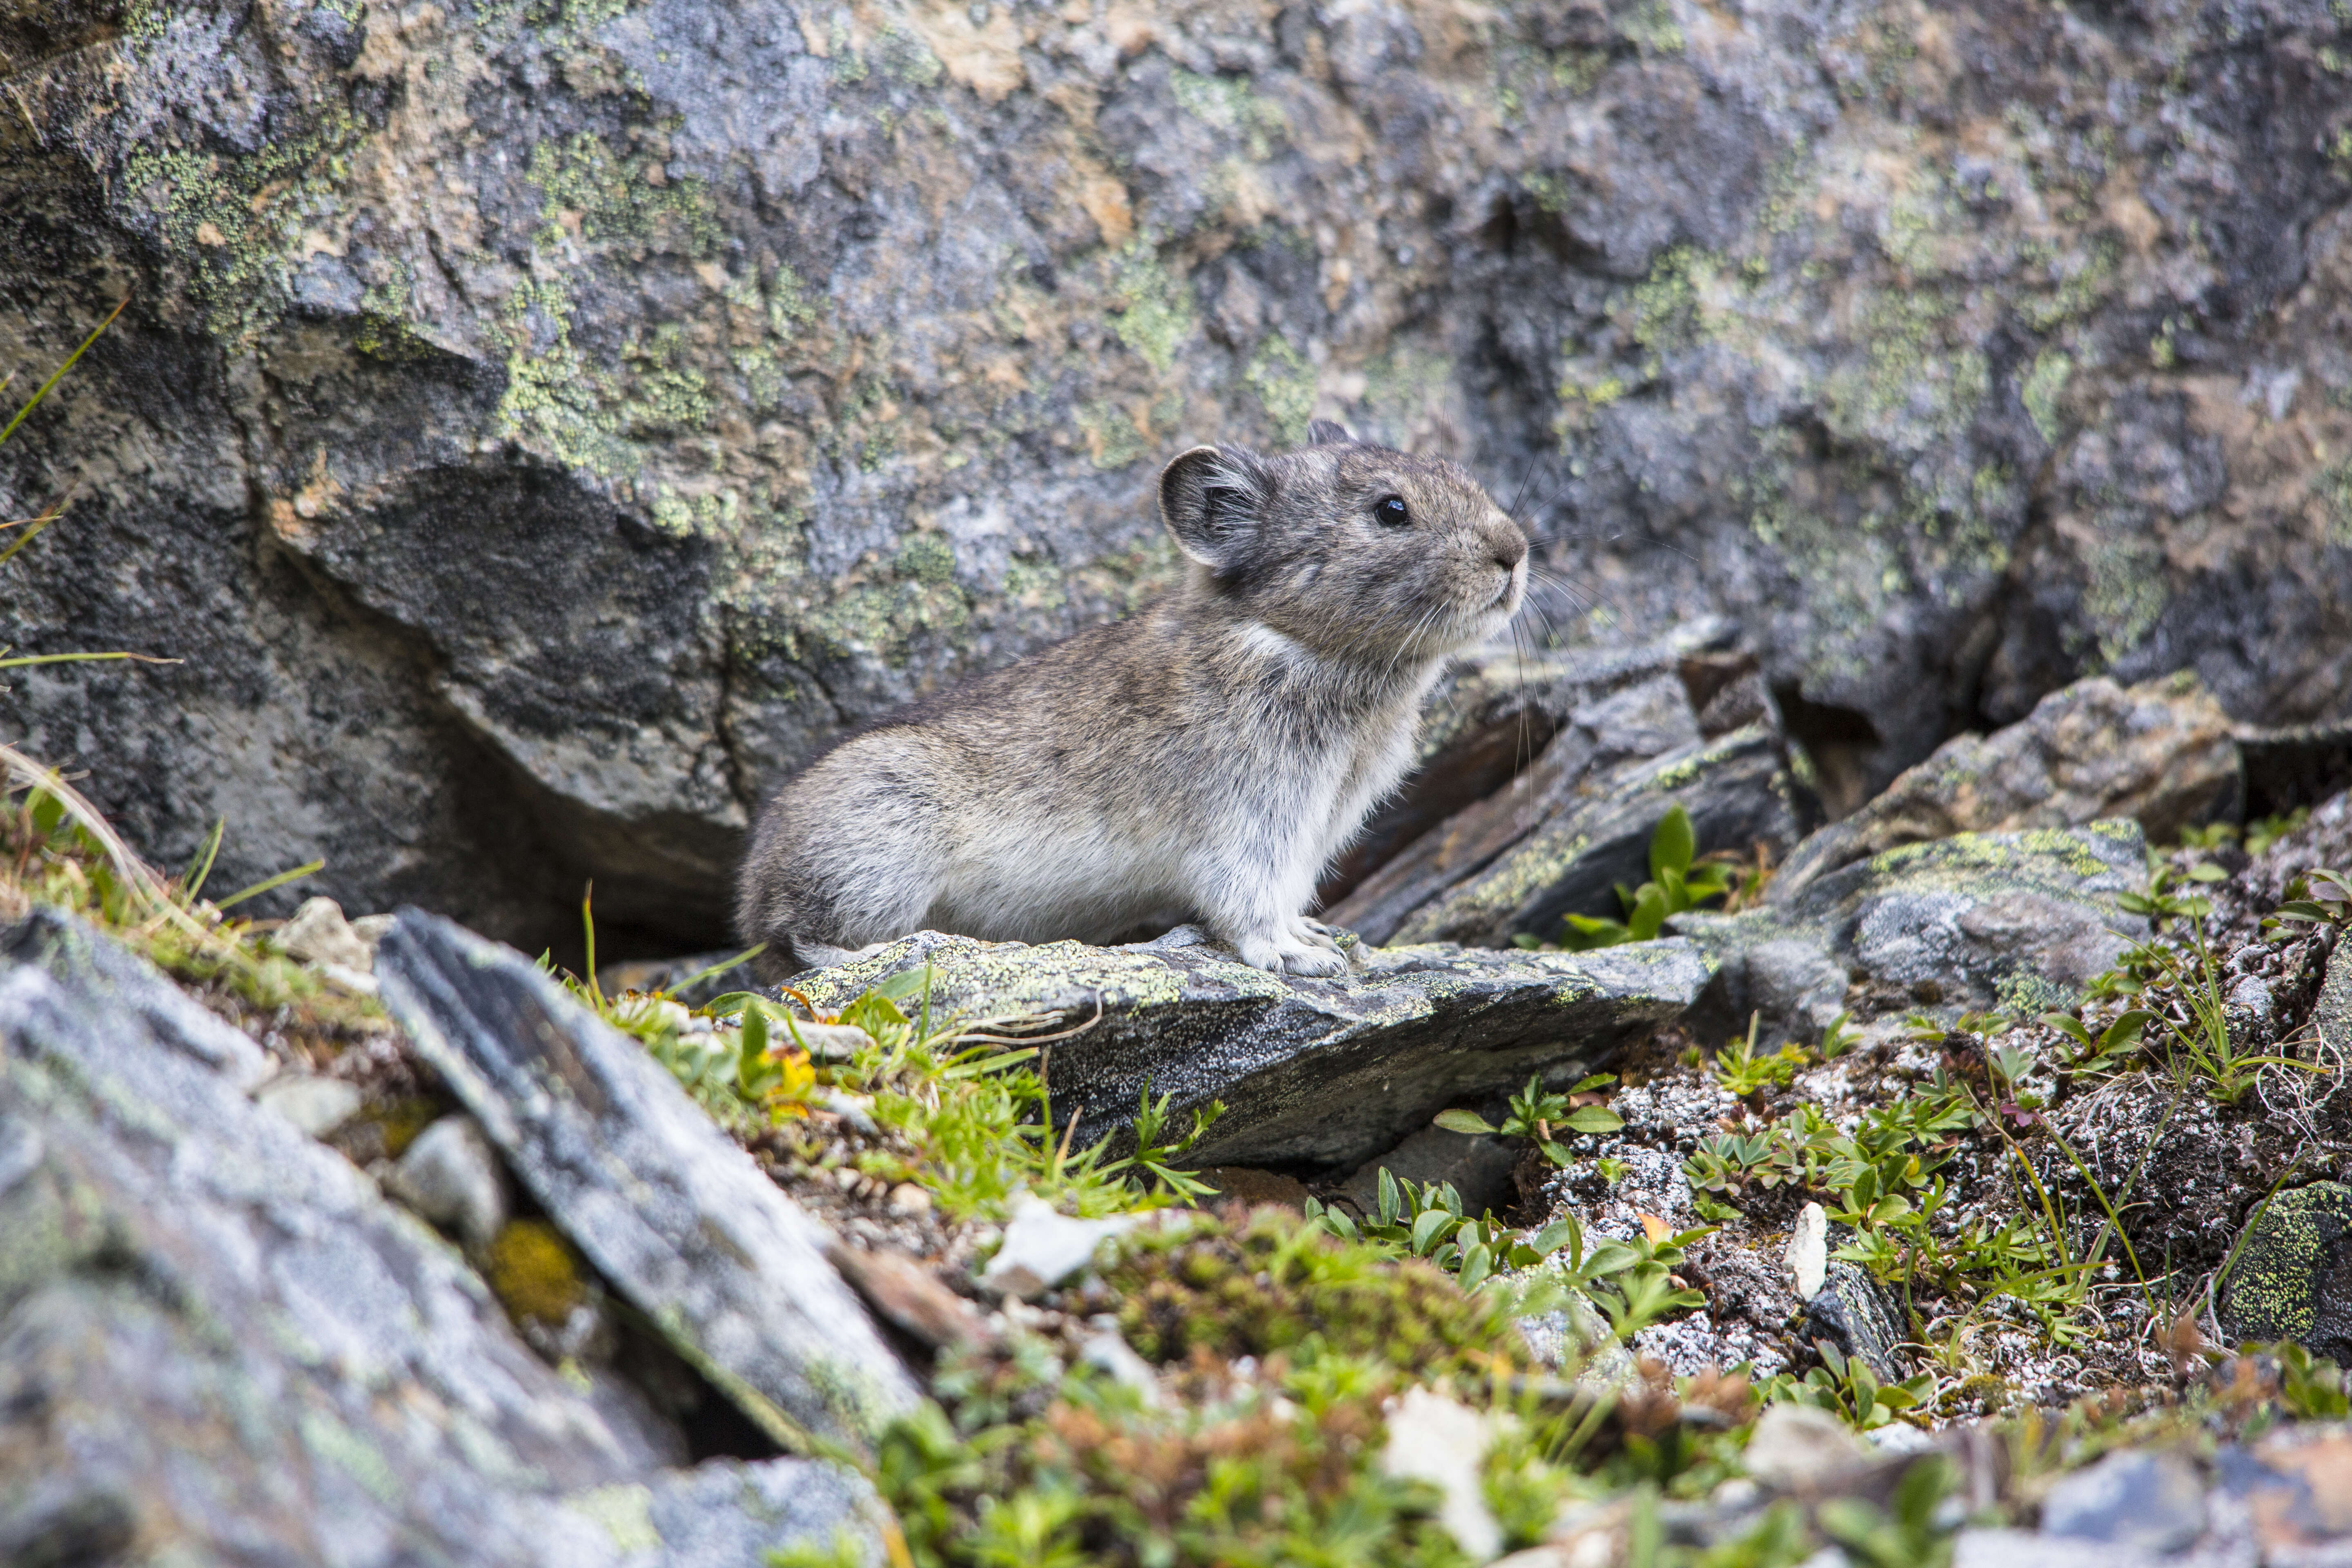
[1159,445,1269,571]
[1305,419,1354,446]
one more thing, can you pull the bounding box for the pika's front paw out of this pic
[1233,931,1349,977]
[1280,943,1349,977]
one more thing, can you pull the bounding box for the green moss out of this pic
[566,1485,661,1552]
[1109,244,1198,376]
[1615,0,1684,51]
[300,1408,403,1506]
[2082,530,2167,667]
[2021,350,2071,443]
[1078,400,1151,470]
[895,532,958,586]
[2313,458,2352,547]
[486,1218,589,1326]
[1246,334,1317,446]
[1171,69,1287,159]
[1111,1205,1528,1378]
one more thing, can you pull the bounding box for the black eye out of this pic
[1374,495,1410,527]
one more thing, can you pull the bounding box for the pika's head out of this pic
[1157,422,1529,662]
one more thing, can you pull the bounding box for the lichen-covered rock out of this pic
[1770,673,2239,902]
[788,924,1711,1169]
[7,0,2348,954]
[2220,1181,2352,1365]
[1680,821,2149,1031]
[374,908,921,1457]
[0,906,883,1567]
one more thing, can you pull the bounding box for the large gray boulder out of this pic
[4,0,2348,954]
[786,925,1711,1169]
[0,906,886,1567]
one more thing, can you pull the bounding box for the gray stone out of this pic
[2040,1450,2207,1555]
[2219,1181,2352,1365]
[2316,939,2352,1062]
[788,926,1710,1171]
[1771,676,2239,904]
[1953,1528,2167,1568]
[254,1070,365,1137]
[1802,1259,1908,1386]
[388,1114,512,1252]
[0,905,881,1567]
[1682,823,2149,1033]
[1741,1403,1869,1494]
[276,894,377,974]
[374,909,921,1458]
[15,0,2347,960]
[1339,1124,1522,1222]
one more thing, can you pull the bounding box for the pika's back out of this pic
[736,425,1528,976]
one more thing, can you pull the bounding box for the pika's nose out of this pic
[1490,516,1528,572]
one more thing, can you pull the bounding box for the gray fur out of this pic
[735,432,1529,979]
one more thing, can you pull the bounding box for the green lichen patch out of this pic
[1246,333,1317,445]
[2223,1183,2352,1349]
[119,106,370,343]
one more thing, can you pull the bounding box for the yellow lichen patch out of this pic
[486,1218,589,1326]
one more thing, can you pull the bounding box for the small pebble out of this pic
[887,1183,932,1215]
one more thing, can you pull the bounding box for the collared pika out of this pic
[735,423,1529,978]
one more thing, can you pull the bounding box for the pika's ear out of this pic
[1305,419,1354,446]
[1159,445,1270,571]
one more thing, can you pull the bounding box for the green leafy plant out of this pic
[2246,806,2310,856]
[1435,1072,1622,1165]
[1712,1013,1809,1097]
[2117,850,2224,924]
[1561,805,1743,949]
[1308,1171,1580,1293]
[2131,919,2319,1105]
[1766,1339,1936,1432]
[2268,867,2352,934]
[1817,1010,1860,1060]
[1816,1454,1957,1566]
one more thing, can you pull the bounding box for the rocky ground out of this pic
[5,641,2352,1566]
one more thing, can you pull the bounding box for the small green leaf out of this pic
[2038,1011,2092,1046]
[1650,804,1697,881]
[1457,1243,1494,1293]
[1433,1109,1499,1136]
[1377,1168,1401,1228]
[2101,1009,2155,1049]
[1564,1106,1624,1135]
[1628,884,1668,942]
[1569,1073,1619,1093]
[1410,1208,1453,1254]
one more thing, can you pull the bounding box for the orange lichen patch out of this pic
[913,2,1026,102]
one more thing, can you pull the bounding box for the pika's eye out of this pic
[1373,495,1410,527]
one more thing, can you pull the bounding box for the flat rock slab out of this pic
[789,929,1712,1170]
[0,907,882,1568]
[376,909,920,1458]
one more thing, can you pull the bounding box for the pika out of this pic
[735,422,1528,979]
